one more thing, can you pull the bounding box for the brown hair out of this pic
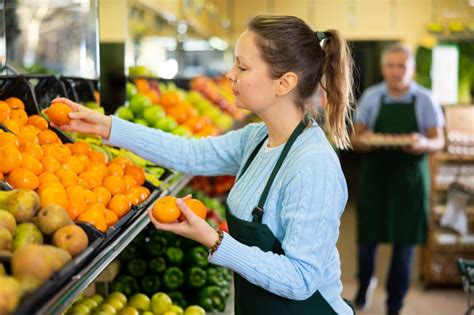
[248,15,354,149]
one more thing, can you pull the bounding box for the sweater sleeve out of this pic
[104,116,262,176]
[209,154,348,300]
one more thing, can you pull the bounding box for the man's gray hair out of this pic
[381,43,415,64]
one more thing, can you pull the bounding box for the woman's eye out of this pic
[238,67,246,71]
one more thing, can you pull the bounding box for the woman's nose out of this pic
[226,66,236,82]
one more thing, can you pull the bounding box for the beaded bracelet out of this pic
[209,230,224,256]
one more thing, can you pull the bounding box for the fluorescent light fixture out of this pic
[157,59,178,79]
[209,37,228,51]
[183,40,212,51]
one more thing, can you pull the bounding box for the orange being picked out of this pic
[5,97,25,110]
[152,196,180,223]
[180,198,207,221]
[45,102,72,125]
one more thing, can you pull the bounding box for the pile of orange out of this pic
[0,97,151,233]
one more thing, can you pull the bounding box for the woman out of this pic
[56,15,355,315]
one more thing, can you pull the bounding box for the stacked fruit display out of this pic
[0,97,153,233]
[0,188,93,314]
[65,291,207,315]
[187,176,235,197]
[114,226,231,313]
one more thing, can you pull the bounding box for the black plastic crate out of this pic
[59,76,97,104]
[23,75,68,112]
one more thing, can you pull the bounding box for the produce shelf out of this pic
[32,174,193,315]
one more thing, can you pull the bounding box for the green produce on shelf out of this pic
[111,275,140,297]
[127,258,147,277]
[168,291,188,309]
[205,267,229,288]
[165,247,184,266]
[184,246,208,268]
[149,256,167,274]
[198,285,226,312]
[186,267,207,289]
[163,267,184,290]
[140,275,161,296]
[150,292,173,314]
[146,233,168,257]
[120,238,144,261]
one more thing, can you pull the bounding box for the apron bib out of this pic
[357,96,430,245]
[226,118,347,315]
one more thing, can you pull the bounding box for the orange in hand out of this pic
[45,102,72,126]
[181,199,207,221]
[152,196,181,223]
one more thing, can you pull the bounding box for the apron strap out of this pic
[237,135,268,181]
[252,118,308,223]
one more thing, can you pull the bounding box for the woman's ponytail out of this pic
[321,30,354,150]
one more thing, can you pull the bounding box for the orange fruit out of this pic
[84,189,98,205]
[87,202,106,215]
[183,198,207,220]
[0,101,11,123]
[123,175,137,191]
[76,154,90,168]
[108,194,131,218]
[27,115,49,131]
[159,91,180,108]
[21,142,43,160]
[63,155,85,174]
[70,141,90,155]
[93,186,112,206]
[127,186,150,206]
[8,167,39,189]
[102,175,126,195]
[10,109,28,126]
[67,198,87,220]
[22,125,42,135]
[0,133,19,147]
[45,102,72,125]
[55,168,78,187]
[5,97,25,110]
[0,172,3,180]
[66,185,86,201]
[77,209,107,232]
[78,171,102,189]
[38,130,60,145]
[41,156,61,173]
[0,145,22,173]
[21,153,43,175]
[3,120,20,134]
[107,163,124,177]
[134,79,150,93]
[38,172,60,185]
[17,129,38,146]
[126,190,141,206]
[124,165,146,186]
[111,156,133,168]
[104,209,119,226]
[85,163,108,179]
[40,187,68,209]
[152,196,180,223]
[55,145,72,162]
[88,150,108,164]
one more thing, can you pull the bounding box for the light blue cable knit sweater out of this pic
[107,116,352,314]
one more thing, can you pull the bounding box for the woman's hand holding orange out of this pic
[148,196,219,249]
[51,98,112,139]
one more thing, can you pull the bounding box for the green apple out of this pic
[129,94,152,116]
[170,305,184,314]
[150,292,172,314]
[80,297,99,310]
[154,117,178,132]
[70,304,91,314]
[118,306,139,315]
[184,305,206,315]
[128,293,150,311]
[162,312,178,315]
[104,298,125,311]
[142,312,154,315]
[116,106,134,121]
[86,101,100,109]
[94,303,117,314]
[108,292,127,305]
[90,294,104,304]
[126,82,138,99]
[134,118,148,126]
[142,105,165,126]
[171,126,192,138]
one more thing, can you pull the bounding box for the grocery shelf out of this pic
[433,205,474,219]
[34,174,193,315]
[434,152,474,162]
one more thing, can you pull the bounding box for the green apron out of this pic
[226,118,352,315]
[357,95,430,245]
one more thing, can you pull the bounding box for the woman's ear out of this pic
[275,72,298,97]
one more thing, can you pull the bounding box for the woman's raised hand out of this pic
[51,98,112,139]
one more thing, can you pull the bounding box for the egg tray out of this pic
[360,133,416,148]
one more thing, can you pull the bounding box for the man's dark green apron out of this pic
[225,118,347,315]
[357,95,430,245]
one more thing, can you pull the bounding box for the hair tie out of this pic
[315,31,326,42]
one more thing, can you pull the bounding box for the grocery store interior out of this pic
[0,0,473,314]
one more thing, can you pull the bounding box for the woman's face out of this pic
[226,30,278,112]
